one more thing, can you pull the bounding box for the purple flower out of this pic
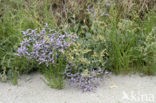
[64,64,110,92]
[16,24,78,66]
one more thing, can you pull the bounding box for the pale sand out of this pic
[0,72,156,103]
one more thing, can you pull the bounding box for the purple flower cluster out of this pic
[86,5,96,17]
[16,24,77,66]
[64,64,110,92]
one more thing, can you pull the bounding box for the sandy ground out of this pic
[0,72,156,103]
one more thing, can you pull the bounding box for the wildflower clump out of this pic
[16,24,78,89]
[16,24,77,66]
[64,64,110,92]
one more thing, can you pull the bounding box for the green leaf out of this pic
[85,32,92,39]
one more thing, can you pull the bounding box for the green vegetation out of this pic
[0,0,156,90]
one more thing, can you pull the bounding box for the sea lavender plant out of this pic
[16,24,77,89]
[64,64,110,92]
[16,24,77,66]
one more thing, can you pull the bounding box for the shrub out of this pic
[16,24,77,89]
